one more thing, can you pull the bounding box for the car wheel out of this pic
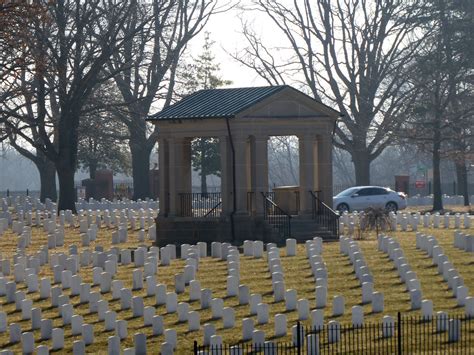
[337,203,349,213]
[385,202,398,212]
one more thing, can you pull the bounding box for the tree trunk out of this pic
[201,172,208,195]
[57,162,77,213]
[130,134,153,200]
[455,159,469,206]
[89,160,98,180]
[38,159,57,202]
[352,151,371,186]
[432,128,443,211]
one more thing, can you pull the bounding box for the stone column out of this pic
[317,134,333,206]
[158,138,169,217]
[254,135,268,216]
[176,138,192,216]
[234,135,249,214]
[299,134,317,215]
[168,137,177,216]
[219,136,233,215]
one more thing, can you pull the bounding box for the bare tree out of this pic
[1,0,149,212]
[0,2,48,136]
[109,0,223,200]
[400,0,473,210]
[268,136,299,187]
[78,82,131,180]
[235,0,426,185]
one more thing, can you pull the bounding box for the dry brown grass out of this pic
[0,218,473,353]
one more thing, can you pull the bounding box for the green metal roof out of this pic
[148,86,289,121]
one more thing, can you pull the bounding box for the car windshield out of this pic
[335,187,360,197]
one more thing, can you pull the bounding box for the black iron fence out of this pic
[0,189,40,199]
[262,192,291,239]
[310,191,339,239]
[178,192,222,217]
[194,313,474,354]
[113,182,134,199]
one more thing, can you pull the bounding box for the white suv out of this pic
[333,186,407,213]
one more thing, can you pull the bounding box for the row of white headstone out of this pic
[340,236,384,319]
[2,203,156,233]
[1,195,158,214]
[0,238,200,354]
[453,230,474,253]
[416,233,473,314]
[378,234,428,313]
[339,211,472,232]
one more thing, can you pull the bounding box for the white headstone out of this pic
[21,331,35,354]
[134,332,147,355]
[71,315,84,336]
[166,292,178,313]
[327,320,341,343]
[352,305,364,326]
[152,316,164,336]
[132,296,144,317]
[223,307,235,329]
[226,276,239,297]
[297,299,310,320]
[188,311,200,332]
[51,328,64,350]
[257,303,269,324]
[177,302,190,322]
[211,298,224,319]
[115,320,128,340]
[285,289,297,311]
[332,295,345,316]
[372,292,384,313]
[274,314,287,337]
[164,329,177,349]
[82,324,94,345]
[108,336,120,355]
[382,315,395,338]
[410,289,422,310]
[315,286,327,309]
[238,285,250,305]
[242,318,254,341]
[436,311,448,332]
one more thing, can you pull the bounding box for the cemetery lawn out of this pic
[0,223,473,353]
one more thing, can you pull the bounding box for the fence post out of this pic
[297,321,302,355]
[6,189,9,197]
[193,340,198,355]
[397,312,402,355]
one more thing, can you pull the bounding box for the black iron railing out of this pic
[262,192,291,239]
[194,313,474,354]
[178,193,222,218]
[309,190,339,239]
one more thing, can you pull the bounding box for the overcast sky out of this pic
[187,3,277,88]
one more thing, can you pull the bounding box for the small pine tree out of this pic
[182,32,232,194]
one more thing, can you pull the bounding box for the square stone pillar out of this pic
[158,138,169,217]
[317,134,333,207]
[234,135,249,214]
[219,136,233,215]
[176,138,192,216]
[299,134,317,215]
[253,135,268,216]
[168,137,177,216]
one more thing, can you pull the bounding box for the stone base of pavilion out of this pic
[154,214,279,247]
